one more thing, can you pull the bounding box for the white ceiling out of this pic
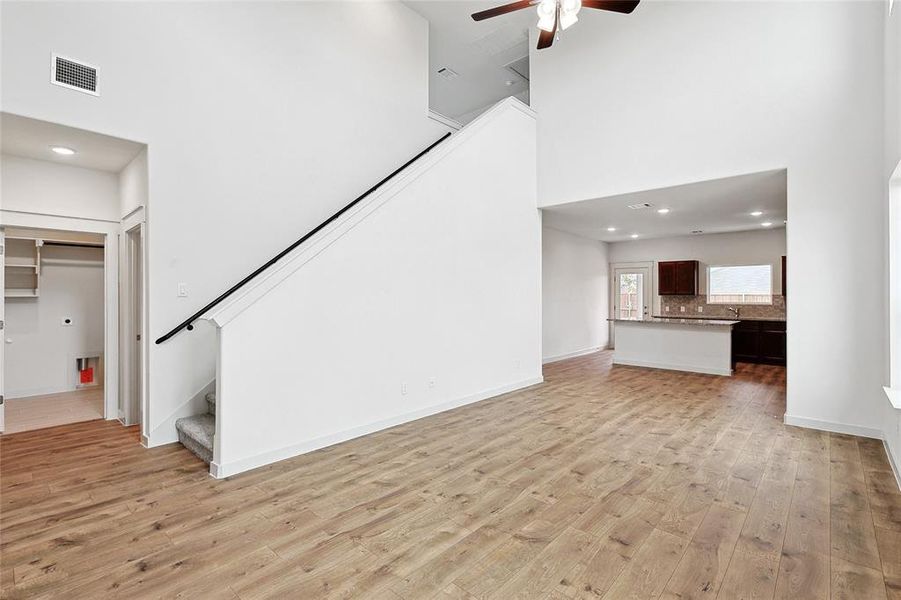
[404,1,532,121]
[1,112,145,173]
[543,170,788,242]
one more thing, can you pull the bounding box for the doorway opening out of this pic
[0,112,148,438]
[2,228,106,433]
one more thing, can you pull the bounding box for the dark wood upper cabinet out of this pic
[658,260,698,295]
[658,262,676,295]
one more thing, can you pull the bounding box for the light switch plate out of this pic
[177,283,188,298]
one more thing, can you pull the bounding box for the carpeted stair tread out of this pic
[175,413,214,464]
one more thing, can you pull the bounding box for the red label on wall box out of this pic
[80,368,94,384]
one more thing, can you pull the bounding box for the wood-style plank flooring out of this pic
[3,388,104,435]
[2,351,900,599]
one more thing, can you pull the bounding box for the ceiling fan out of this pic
[471,0,640,50]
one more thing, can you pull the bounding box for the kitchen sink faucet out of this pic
[727,306,741,318]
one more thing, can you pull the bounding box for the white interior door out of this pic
[123,225,143,426]
[0,229,5,432]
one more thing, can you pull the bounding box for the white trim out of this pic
[1,208,117,224]
[1,211,120,421]
[543,347,602,364]
[885,386,901,410]
[783,414,883,439]
[205,98,536,329]
[885,436,901,492]
[211,374,544,479]
[427,109,463,131]
[784,412,901,492]
[612,357,732,377]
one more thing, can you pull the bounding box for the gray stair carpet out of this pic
[175,413,214,464]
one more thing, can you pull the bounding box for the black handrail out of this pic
[155,132,452,344]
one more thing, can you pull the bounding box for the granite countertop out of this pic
[608,317,739,326]
[652,315,786,322]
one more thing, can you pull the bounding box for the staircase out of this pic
[175,392,216,463]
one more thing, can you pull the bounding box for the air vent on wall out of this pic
[627,203,654,210]
[50,54,99,96]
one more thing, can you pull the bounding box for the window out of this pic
[707,264,773,304]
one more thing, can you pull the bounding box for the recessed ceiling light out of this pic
[50,146,76,156]
[630,234,639,239]
[657,208,670,214]
[750,211,763,217]
[761,222,773,227]
[606,227,617,232]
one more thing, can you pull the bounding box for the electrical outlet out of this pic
[697,306,704,313]
[680,306,686,313]
[61,317,74,327]
[401,382,407,395]
[429,378,436,388]
[177,283,188,298]
[664,306,670,312]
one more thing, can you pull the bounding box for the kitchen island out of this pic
[609,317,739,376]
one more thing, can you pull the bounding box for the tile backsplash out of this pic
[659,295,786,320]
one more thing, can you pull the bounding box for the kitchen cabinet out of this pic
[658,260,698,295]
[731,320,786,366]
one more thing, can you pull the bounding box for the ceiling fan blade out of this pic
[471,0,533,21]
[581,0,640,14]
[536,9,557,49]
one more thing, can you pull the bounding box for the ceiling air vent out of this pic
[505,56,530,81]
[627,203,654,210]
[50,54,99,96]
[437,67,459,81]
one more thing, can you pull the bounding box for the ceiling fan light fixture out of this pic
[536,0,556,31]
[560,12,578,30]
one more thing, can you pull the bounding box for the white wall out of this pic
[1,1,449,445]
[542,226,609,362]
[0,154,119,221]
[5,245,104,398]
[532,1,886,436]
[211,101,541,477]
[608,228,787,314]
[118,149,147,218]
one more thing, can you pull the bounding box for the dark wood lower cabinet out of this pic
[731,320,786,366]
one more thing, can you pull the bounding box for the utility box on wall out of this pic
[75,355,102,388]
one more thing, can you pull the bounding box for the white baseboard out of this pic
[211,375,544,479]
[783,414,883,439]
[784,414,900,492]
[612,358,732,377]
[542,347,602,364]
[885,436,901,492]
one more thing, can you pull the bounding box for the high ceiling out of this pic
[404,1,532,122]
[1,112,144,173]
[543,170,788,242]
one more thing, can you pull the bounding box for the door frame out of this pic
[0,212,120,420]
[609,261,654,348]
[120,221,145,425]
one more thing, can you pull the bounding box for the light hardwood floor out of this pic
[3,388,104,435]
[1,351,899,599]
